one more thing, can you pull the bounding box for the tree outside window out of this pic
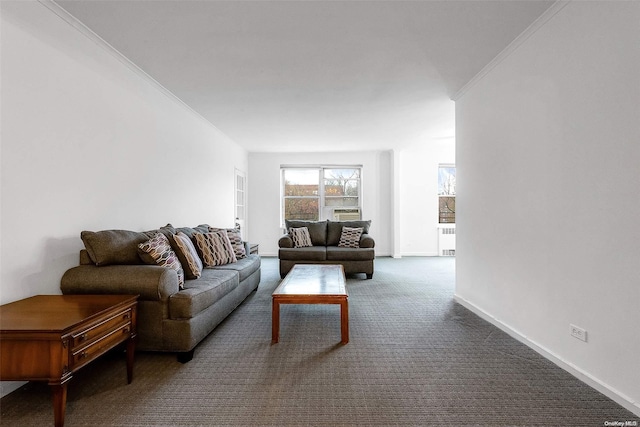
[438,165,456,223]
[323,168,360,207]
[283,169,319,221]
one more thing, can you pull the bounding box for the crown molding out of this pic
[37,0,231,139]
[451,1,571,101]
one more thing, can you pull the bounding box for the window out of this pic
[234,169,246,234]
[282,169,320,221]
[438,165,456,223]
[323,168,360,207]
[282,166,361,224]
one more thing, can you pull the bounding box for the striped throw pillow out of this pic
[194,230,238,267]
[172,231,203,279]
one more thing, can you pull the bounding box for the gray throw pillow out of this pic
[81,229,149,266]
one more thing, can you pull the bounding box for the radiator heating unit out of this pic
[437,225,456,256]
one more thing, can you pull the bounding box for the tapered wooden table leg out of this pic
[272,298,280,343]
[126,334,136,384]
[50,381,68,427]
[340,298,349,344]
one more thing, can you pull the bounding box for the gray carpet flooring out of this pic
[1,257,637,426]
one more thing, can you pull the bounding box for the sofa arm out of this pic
[61,264,179,301]
[360,234,375,248]
[278,234,294,248]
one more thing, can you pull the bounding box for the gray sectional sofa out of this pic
[278,219,375,279]
[61,224,260,362]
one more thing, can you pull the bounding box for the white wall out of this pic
[455,1,640,414]
[248,151,392,257]
[0,2,247,302]
[399,138,455,256]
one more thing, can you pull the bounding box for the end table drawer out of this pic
[71,323,132,368]
[71,308,133,350]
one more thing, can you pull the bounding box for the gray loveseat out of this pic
[278,220,375,279]
[61,224,260,362]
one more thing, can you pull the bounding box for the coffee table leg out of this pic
[50,381,68,427]
[340,299,349,344]
[272,298,280,343]
[126,334,136,384]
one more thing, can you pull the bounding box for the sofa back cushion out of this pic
[81,229,150,266]
[327,220,371,246]
[285,220,327,246]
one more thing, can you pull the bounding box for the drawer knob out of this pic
[79,333,88,342]
[123,327,130,334]
[123,313,131,320]
[79,351,88,359]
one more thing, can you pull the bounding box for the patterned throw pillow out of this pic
[172,231,203,279]
[209,227,246,260]
[338,227,364,248]
[138,233,185,288]
[194,230,238,267]
[290,227,313,248]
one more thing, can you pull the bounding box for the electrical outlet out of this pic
[570,324,587,342]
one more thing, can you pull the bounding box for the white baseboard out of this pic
[454,294,640,417]
[400,252,439,257]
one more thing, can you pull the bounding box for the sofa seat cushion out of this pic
[169,269,238,319]
[326,246,375,261]
[279,246,327,261]
[207,254,261,282]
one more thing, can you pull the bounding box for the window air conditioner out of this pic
[333,208,361,221]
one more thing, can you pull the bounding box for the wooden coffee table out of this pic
[272,264,348,344]
[0,294,138,427]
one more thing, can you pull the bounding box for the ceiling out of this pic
[56,0,553,153]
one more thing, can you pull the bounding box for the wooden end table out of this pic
[272,264,348,344]
[0,294,138,427]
